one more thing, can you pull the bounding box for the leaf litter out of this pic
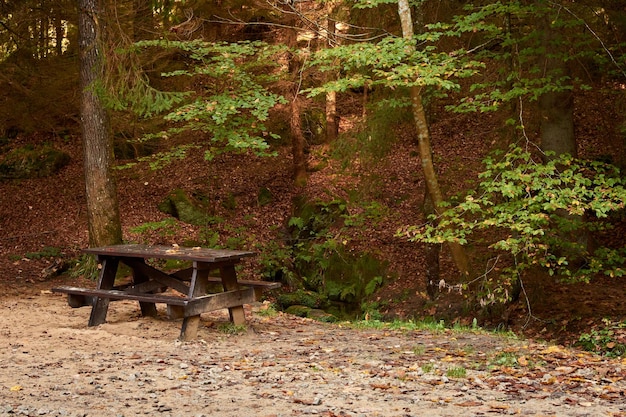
[0,292,624,416]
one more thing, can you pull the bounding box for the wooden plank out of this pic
[179,261,210,341]
[122,258,190,295]
[120,280,165,294]
[168,269,281,291]
[66,294,93,308]
[83,244,255,263]
[205,277,281,290]
[129,258,158,317]
[53,286,188,306]
[219,264,246,325]
[184,288,256,317]
[88,257,118,326]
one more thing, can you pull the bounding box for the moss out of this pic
[307,309,338,323]
[285,305,311,317]
[158,189,217,226]
[258,187,273,206]
[277,289,327,309]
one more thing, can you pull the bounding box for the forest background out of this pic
[1,0,626,355]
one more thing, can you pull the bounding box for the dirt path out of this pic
[0,290,625,417]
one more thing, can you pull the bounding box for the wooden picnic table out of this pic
[52,244,280,340]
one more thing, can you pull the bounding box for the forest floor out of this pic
[0,278,625,417]
[1,91,626,414]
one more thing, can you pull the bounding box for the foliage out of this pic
[70,254,99,280]
[255,238,297,284]
[257,198,390,318]
[256,303,279,317]
[577,319,626,358]
[305,35,483,99]
[115,142,200,171]
[422,1,608,114]
[124,39,288,164]
[401,144,626,304]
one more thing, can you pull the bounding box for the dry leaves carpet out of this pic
[0,285,624,417]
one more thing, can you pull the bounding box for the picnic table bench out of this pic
[52,244,280,340]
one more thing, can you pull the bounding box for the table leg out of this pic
[88,257,119,326]
[220,264,246,325]
[130,258,158,317]
[179,262,209,341]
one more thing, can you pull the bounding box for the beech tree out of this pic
[79,0,122,247]
[397,0,470,278]
[306,0,480,280]
[402,0,626,304]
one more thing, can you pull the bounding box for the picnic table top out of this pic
[83,244,255,263]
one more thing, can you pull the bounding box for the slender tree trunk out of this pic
[55,6,64,56]
[538,2,576,158]
[538,3,587,264]
[283,1,308,186]
[423,191,440,299]
[291,95,308,187]
[325,7,339,143]
[398,0,470,277]
[79,0,123,247]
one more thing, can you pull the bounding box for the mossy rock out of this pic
[277,289,326,309]
[306,309,338,323]
[0,145,70,179]
[285,305,311,317]
[158,189,216,226]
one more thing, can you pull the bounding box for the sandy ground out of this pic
[0,287,625,417]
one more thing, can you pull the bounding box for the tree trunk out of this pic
[325,9,339,143]
[538,3,576,159]
[423,191,440,300]
[540,90,576,158]
[55,5,64,56]
[397,0,470,277]
[79,0,123,247]
[283,1,308,186]
[538,3,587,264]
[291,95,308,187]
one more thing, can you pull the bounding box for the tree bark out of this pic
[290,95,308,187]
[325,8,339,143]
[538,3,587,264]
[539,16,576,158]
[79,0,123,247]
[397,0,470,277]
[283,1,308,186]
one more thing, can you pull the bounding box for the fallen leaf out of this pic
[518,356,528,366]
[455,400,482,407]
[488,402,510,410]
[10,385,22,391]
